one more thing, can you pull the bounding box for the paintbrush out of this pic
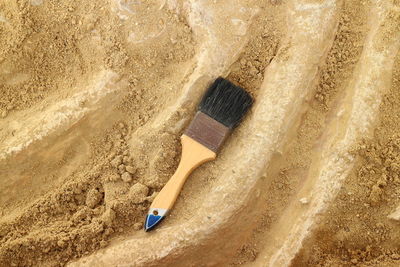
[144,77,253,231]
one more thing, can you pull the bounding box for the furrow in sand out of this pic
[267,1,400,265]
[0,70,122,159]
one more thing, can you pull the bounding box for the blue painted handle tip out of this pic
[144,214,165,232]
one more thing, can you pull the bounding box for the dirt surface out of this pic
[1,0,400,266]
[1,0,194,265]
[291,48,400,267]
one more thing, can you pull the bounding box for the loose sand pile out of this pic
[1,0,400,266]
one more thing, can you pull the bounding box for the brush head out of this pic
[198,77,253,129]
[184,78,253,152]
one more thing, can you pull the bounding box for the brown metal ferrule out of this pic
[184,112,230,153]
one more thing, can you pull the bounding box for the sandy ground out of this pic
[1,0,400,266]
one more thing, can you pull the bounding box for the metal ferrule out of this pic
[184,111,230,153]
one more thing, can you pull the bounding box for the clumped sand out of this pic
[1,0,194,265]
[1,0,400,266]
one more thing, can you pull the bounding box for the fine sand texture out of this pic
[1,0,400,266]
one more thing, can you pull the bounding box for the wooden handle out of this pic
[144,135,216,231]
[152,135,216,209]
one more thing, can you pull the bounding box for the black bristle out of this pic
[198,77,253,129]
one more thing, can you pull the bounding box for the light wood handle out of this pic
[150,135,216,212]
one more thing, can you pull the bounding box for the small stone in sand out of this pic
[57,240,66,248]
[125,165,136,174]
[100,240,108,248]
[121,172,132,182]
[1,110,7,118]
[299,198,309,205]
[122,156,130,164]
[369,185,383,205]
[388,205,400,221]
[110,156,123,168]
[118,164,126,173]
[107,173,120,182]
[133,222,142,231]
[72,207,92,223]
[101,208,116,227]
[128,183,149,204]
[85,188,103,208]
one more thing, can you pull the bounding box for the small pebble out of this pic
[122,156,130,164]
[125,165,136,174]
[101,208,116,227]
[121,172,132,182]
[388,206,400,221]
[128,183,149,204]
[100,240,108,248]
[118,164,126,173]
[114,140,122,147]
[107,173,120,182]
[133,222,142,231]
[1,110,7,118]
[110,156,122,168]
[299,198,309,205]
[85,188,103,208]
[57,240,66,248]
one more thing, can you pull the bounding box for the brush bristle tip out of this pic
[198,77,253,129]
